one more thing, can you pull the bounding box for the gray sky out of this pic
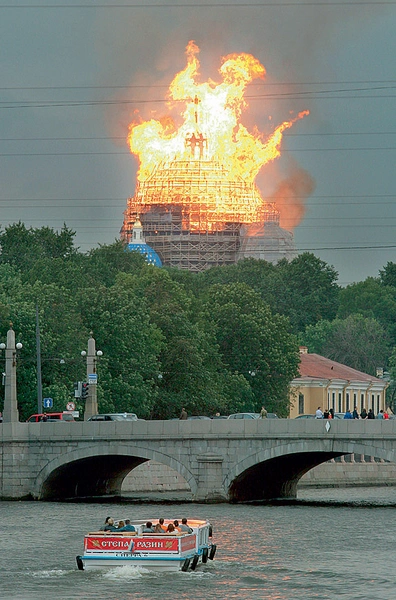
[0,0,395,286]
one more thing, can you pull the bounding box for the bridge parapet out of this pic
[1,420,396,502]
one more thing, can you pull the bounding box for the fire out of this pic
[126,41,309,228]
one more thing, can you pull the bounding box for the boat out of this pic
[76,518,216,572]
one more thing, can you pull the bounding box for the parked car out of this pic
[187,415,212,420]
[87,413,138,422]
[26,412,75,422]
[294,413,343,419]
[227,412,279,419]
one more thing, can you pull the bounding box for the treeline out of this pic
[0,222,395,420]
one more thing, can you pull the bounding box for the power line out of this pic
[1,132,396,142]
[1,2,395,8]
[1,79,396,91]
[0,146,394,156]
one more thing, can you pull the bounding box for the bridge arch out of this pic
[227,439,396,502]
[34,443,197,500]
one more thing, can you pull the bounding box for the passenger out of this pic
[367,408,375,419]
[352,406,360,419]
[100,516,112,531]
[360,408,368,419]
[384,411,390,420]
[117,520,125,530]
[142,521,155,533]
[180,518,193,534]
[329,408,335,420]
[118,519,136,532]
[376,410,384,419]
[323,409,330,419]
[154,523,163,533]
[158,517,167,532]
[166,523,175,533]
[344,409,353,419]
[103,518,117,532]
[173,519,181,532]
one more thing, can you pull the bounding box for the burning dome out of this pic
[122,42,309,271]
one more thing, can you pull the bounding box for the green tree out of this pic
[202,282,300,415]
[322,314,390,375]
[338,277,396,345]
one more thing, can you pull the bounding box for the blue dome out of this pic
[127,242,162,267]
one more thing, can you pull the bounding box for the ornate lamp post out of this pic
[81,332,102,421]
[0,325,22,423]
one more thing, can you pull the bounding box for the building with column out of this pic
[289,346,389,418]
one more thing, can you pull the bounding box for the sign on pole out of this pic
[43,397,53,409]
[66,401,75,412]
[88,373,97,385]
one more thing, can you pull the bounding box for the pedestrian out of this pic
[260,406,267,419]
[315,407,323,419]
[179,407,188,420]
[352,406,360,419]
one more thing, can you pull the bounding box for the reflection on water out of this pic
[1,487,396,600]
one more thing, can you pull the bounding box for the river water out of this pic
[1,487,396,600]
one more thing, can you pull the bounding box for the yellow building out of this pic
[289,347,388,418]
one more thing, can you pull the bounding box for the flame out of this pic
[126,41,309,227]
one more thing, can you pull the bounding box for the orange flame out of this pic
[126,41,309,226]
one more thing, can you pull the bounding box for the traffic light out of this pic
[74,381,82,399]
[81,382,89,399]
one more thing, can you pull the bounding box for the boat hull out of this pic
[77,554,193,572]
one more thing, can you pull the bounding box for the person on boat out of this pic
[173,519,181,532]
[344,409,353,419]
[179,407,188,420]
[158,518,167,532]
[117,520,125,530]
[166,523,175,533]
[118,519,136,532]
[315,407,323,419]
[360,408,368,419]
[100,516,112,531]
[367,408,375,419]
[259,406,267,419]
[103,518,117,532]
[352,406,360,419]
[142,521,155,533]
[180,518,193,533]
[323,408,330,419]
[329,408,335,419]
[154,523,163,533]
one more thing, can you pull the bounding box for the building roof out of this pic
[297,352,382,383]
[127,243,162,267]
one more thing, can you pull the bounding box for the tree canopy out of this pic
[0,222,395,418]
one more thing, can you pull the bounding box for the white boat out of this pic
[76,518,216,572]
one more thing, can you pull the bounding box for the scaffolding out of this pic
[122,158,280,271]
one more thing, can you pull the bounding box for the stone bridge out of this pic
[1,419,396,502]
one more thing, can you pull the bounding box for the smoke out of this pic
[267,163,316,231]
